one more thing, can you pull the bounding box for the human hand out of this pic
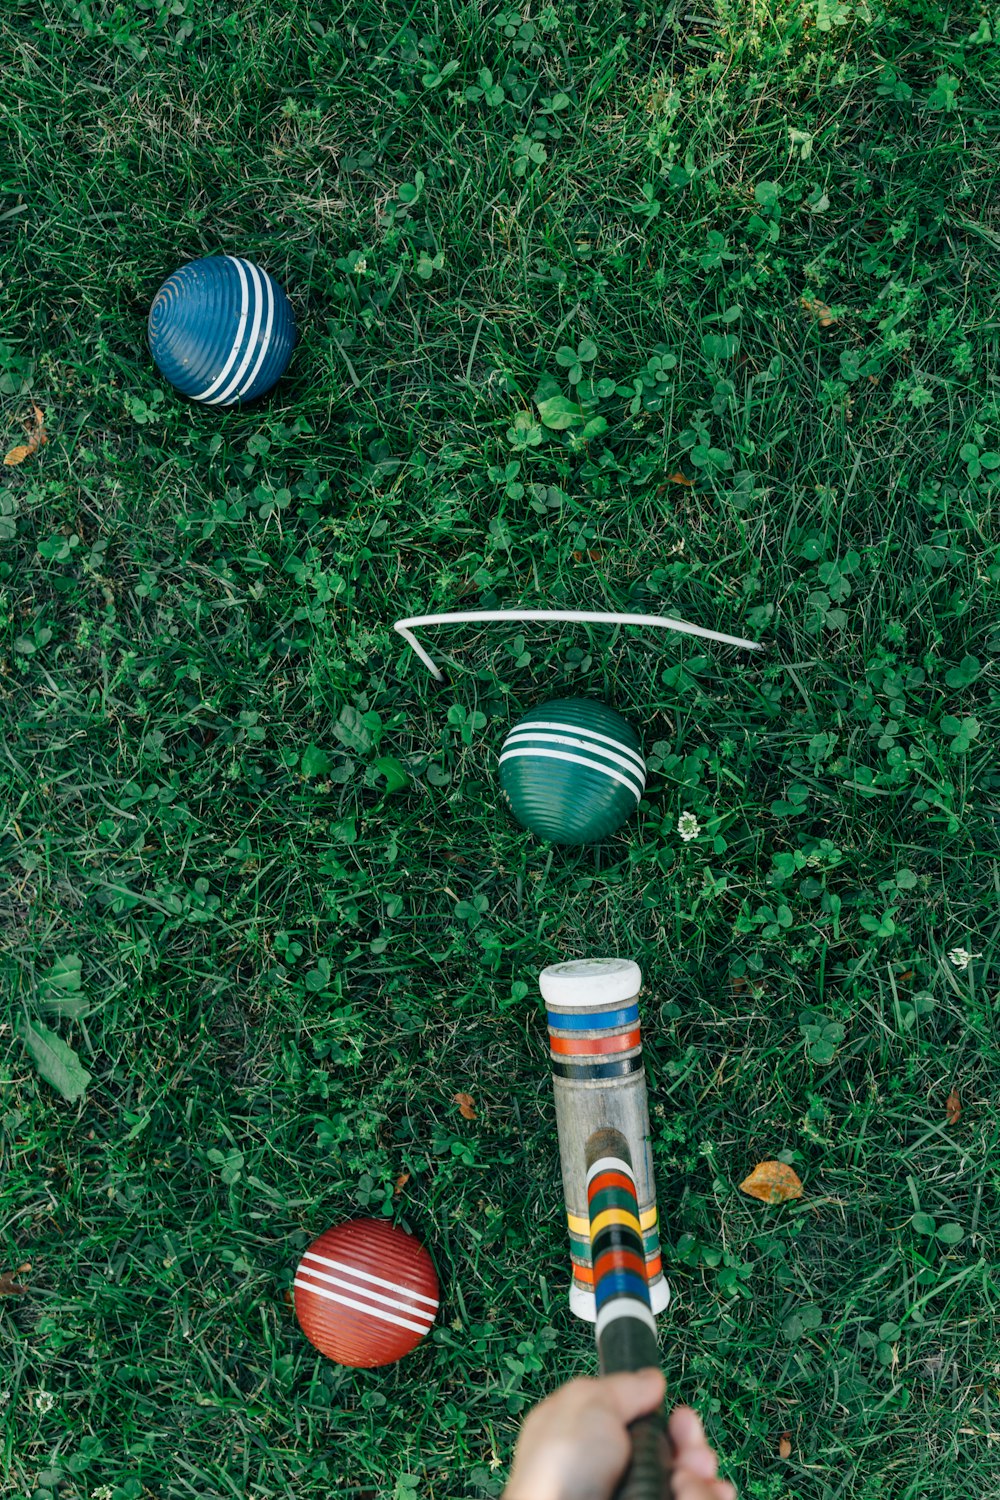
[503,1369,735,1500]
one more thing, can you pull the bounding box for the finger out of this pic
[598,1368,667,1424]
[669,1408,719,1478]
[671,1478,737,1500]
[668,1407,706,1452]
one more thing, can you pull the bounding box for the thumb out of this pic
[600,1368,667,1424]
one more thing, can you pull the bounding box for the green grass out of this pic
[2,0,999,1497]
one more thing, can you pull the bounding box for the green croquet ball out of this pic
[499,698,645,845]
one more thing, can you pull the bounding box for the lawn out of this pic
[2,1,999,1498]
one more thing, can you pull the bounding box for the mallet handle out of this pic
[615,1417,672,1500]
[586,1127,672,1500]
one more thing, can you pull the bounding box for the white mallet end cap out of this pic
[539,957,642,1008]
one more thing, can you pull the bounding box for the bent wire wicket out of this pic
[394,608,761,681]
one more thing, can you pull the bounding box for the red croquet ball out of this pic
[293,1219,439,1368]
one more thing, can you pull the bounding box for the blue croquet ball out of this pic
[147,255,296,405]
[499,698,645,845]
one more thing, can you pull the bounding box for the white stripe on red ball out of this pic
[300,1248,439,1306]
[293,1278,434,1335]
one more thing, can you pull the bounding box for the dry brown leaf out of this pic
[0,1265,30,1297]
[394,1171,411,1196]
[739,1161,804,1204]
[667,471,694,486]
[946,1088,961,1126]
[800,296,835,327]
[453,1092,477,1121]
[4,405,47,466]
[779,1433,792,1459]
[572,549,604,563]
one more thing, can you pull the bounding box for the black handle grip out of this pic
[613,1411,672,1500]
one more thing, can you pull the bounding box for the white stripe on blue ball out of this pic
[237,262,276,400]
[191,256,249,404]
[193,257,276,406]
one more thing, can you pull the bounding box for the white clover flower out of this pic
[0,1389,10,1407]
[91,1487,115,1500]
[678,811,701,842]
[948,947,980,971]
[34,1389,55,1414]
[353,256,368,274]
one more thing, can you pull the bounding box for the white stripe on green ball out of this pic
[507,719,645,770]
[498,698,645,844]
[503,726,645,787]
[499,739,644,799]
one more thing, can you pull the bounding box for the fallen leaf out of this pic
[394,1171,411,1195]
[4,404,47,466]
[283,1287,293,1305]
[0,1265,30,1297]
[19,1019,92,1102]
[800,296,835,327]
[946,1088,961,1126]
[667,471,694,486]
[39,953,91,1019]
[572,549,604,563]
[453,1091,477,1121]
[739,1161,804,1204]
[779,1433,792,1459]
